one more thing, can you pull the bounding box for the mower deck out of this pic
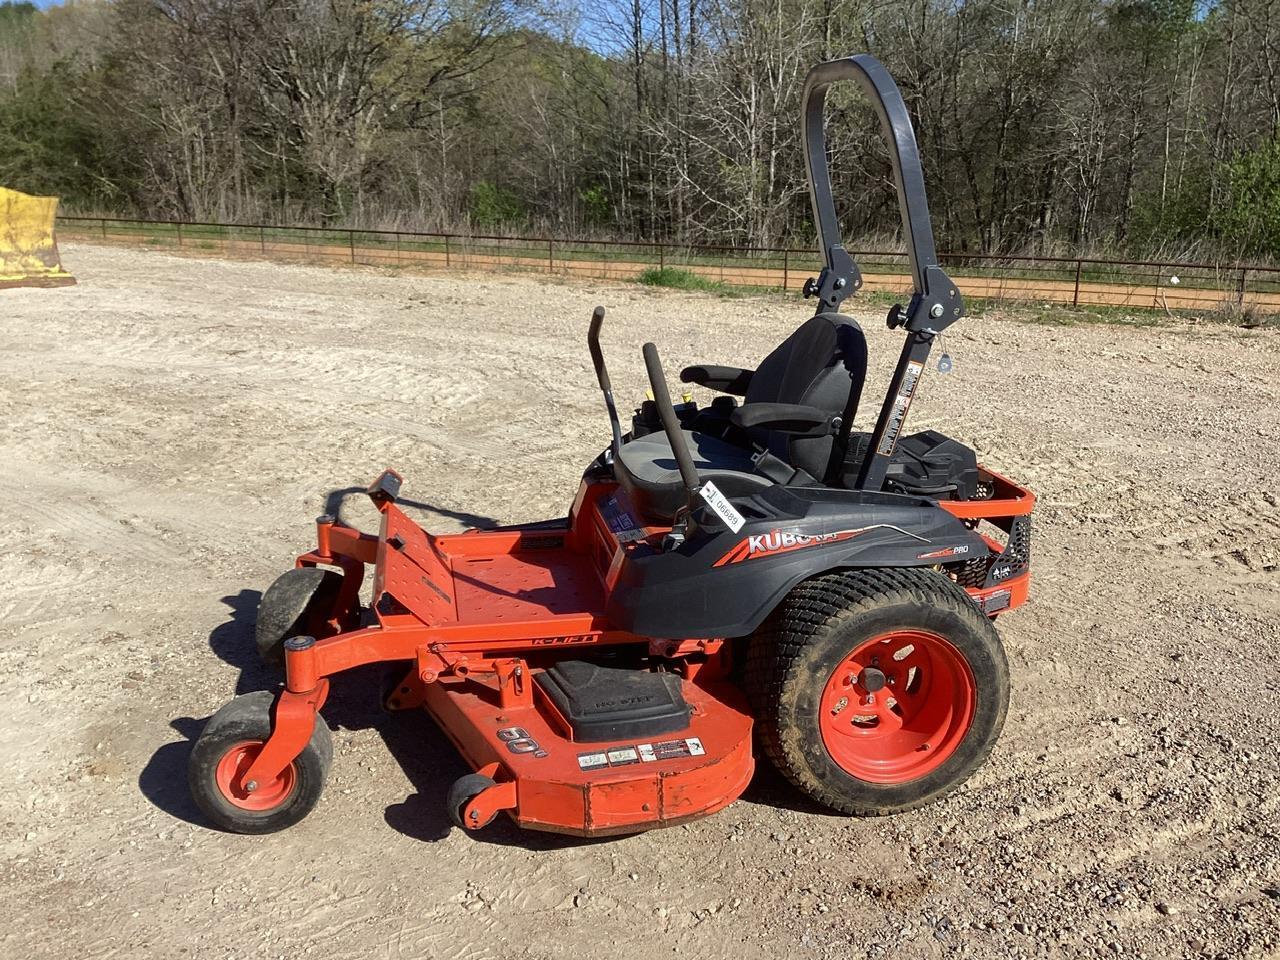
[230,465,1033,836]
[451,550,602,622]
[418,669,754,835]
[375,490,757,834]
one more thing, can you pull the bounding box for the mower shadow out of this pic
[322,486,502,531]
[139,591,277,827]
[377,707,613,851]
[146,543,782,846]
[207,588,275,695]
[146,588,599,849]
[138,717,207,825]
[738,761,836,818]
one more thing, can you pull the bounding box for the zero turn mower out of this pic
[189,55,1034,838]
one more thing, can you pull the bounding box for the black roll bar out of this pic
[804,54,965,491]
[803,54,963,329]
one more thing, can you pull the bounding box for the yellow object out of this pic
[0,187,75,288]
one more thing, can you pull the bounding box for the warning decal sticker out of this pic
[602,495,647,543]
[876,360,925,456]
[638,737,707,761]
[607,747,640,767]
[579,739,707,771]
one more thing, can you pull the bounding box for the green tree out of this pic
[0,61,111,205]
[468,181,525,226]
[1222,138,1280,256]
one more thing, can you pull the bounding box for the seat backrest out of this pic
[744,312,867,478]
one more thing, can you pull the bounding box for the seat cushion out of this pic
[615,430,772,522]
[743,313,867,478]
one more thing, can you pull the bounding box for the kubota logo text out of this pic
[713,523,929,566]
[714,528,867,566]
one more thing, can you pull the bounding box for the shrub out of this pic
[636,266,729,293]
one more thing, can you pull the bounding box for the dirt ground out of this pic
[2,243,1278,960]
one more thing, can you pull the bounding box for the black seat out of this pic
[614,313,867,521]
[615,429,773,520]
[738,313,866,477]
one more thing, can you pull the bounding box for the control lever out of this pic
[641,342,701,502]
[642,343,746,537]
[587,306,623,457]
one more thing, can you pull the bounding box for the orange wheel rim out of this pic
[213,740,297,811]
[818,629,976,784]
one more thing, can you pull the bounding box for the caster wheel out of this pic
[746,567,1009,816]
[255,567,345,666]
[380,663,418,712]
[447,774,499,830]
[188,691,332,834]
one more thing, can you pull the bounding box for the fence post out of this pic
[445,235,451,268]
[783,249,789,292]
[1238,267,1248,305]
[659,241,665,272]
[1072,258,1083,306]
[260,225,266,256]
[548,238,554,274]
[101,218,107,240]
[395,231,401,264]
[349,230,356,264]
[176,222,183,248]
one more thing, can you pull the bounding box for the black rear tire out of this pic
[188,691,333,834]
[744,567,1009,816]
[255,567,344,666]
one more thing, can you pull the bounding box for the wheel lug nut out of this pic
[244,780,258,792]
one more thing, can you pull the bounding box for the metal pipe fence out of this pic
[56,215,1280,314]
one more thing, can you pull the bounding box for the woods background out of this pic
[3,0,1280,261]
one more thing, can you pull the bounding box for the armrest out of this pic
[679,364,754,396]
[731,402,834,437]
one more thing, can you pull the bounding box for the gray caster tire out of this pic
[447,774,499,830]
[188,691,333,834]
[255,567,344,666]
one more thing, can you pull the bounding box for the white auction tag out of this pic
[698,480,745,533]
